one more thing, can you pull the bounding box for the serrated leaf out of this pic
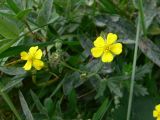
[63,72,81,95]
[139,39,160,67]
[106,76,129,97]
[95,79,107,99]
[37,0,53,25]
[0,16,19,39]
[135,63,153,80]
[0,66,26,75]
[143,0,158,29]
[95,15,136,40]
[85,60,103,73]
[134,84,149,96]
[19,91,34,120]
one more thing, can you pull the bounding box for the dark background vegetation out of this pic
[0,0,160,120]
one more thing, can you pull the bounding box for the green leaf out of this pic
[107,76,129,97]
[0,39,18,54]
[95,79,107,99]
[139,38,160,67]
[30,90,48,115]
[16,9,32,20]
[0,41,54,59]
[0,82,22,120]
[135,63,153,80]
[143,0,157,29]
[0,66,26,75]
[6,0,21,13]
[0,16,19,39]
[37,0,53,25]
[134,84,148,96]
[68,89,77,113]
[44,97,54,117]
[19,91,34,120]
[97,0,117,14]
[63,72,81,95]
[92,98,110,120]
[1,75,24,92]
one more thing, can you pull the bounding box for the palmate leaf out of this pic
[135,63,153,80]
[134,84,148,96]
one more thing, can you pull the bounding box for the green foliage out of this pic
[19,91,34,120]
[0,0,159,119]
[92,98,110,120]
[0,16,19,39]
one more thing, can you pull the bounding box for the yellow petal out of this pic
[33,60,44,70]
[153,110,158,117]
[20,51,29,60]
[156,104,160,111]
[110,43,122,55]
[23,61,32,71]
[102,51,113,62]
[106,33,118,45]
[35,49,43,59]
[29,46,38,56]
[157,117,160,120]
[91,47,104,58]
[94,36,105,47]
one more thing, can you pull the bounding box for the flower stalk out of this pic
[126,15,141,120]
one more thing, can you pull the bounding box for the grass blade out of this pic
[92,98,111,120]
[138,0,147,37]
[19,91,34,120]
[0,82,22,120]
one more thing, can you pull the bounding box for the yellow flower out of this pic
[153,104,160,120]
[91,33,122,62]
[20,46,44,71]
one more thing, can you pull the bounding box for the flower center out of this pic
[104,45,110,51]
[28,55,35,63]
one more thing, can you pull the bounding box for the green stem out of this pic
[49,78,65,98]
[5,59,22,66]
[138,0,147,37]
[0,83,22,120]
[60,61,83,73]
[126,15,141,120]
